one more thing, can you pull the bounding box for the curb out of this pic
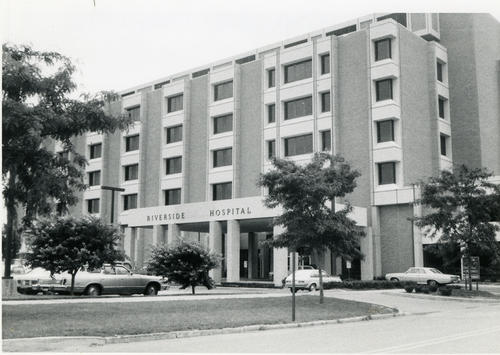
[385,291,500,303]
[3,311,405,349]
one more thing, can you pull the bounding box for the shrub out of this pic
[322,280,416,290]
[438,286,453,296]
[428,284,438,292]
[404,285,415,293]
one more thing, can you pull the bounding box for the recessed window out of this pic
[123,194,138,210]
[125,134,140,152]
[167,94,183,113]
[267,140,276,159]
[268,68,275,88]
[166,125,182,144]
[375,79,393,101]
[89,143,102,159]
[378,162,396,185]
[284,134,313,157]
[126,106,140,121]
[376,120,394,143]
[213,148,232,168]
[87,199,100,214]
[375,38,392,61]
[321,130,331,151]
[166,157,182,175]
[437,62,443,82]
[440,134,449,156]
[284,96,312,120]
[213,113,233,134]
[284,59,312,84]
[214,81,233,101]
[267,104,276,123]
[321,92,331,113]
[438,97,446,119]
[57,151,69,160]
[320,54,330,75]
[376,13,407,27]
[88,170,101,186]
[124,164,139,181]
[164,188,181,205]
[213,182,232,201]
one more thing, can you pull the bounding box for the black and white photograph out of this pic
[2,0,500,353]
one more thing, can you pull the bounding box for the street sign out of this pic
[461,256,480,280]
[346,261,352,269]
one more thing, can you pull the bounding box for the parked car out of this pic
[385,267,460,286]
[15,267,56,294]
[285,269,342,292]
[42,264,169,296]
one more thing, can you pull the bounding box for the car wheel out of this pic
[309,283,317,292]
[427,280,439,288]
[85,284,101,296]
[390,278,399,282]
[144,284,159,296]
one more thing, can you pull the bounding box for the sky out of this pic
[2,0,500,95]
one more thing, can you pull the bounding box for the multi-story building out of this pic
[63,13,500,286]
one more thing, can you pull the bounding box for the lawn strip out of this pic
[3,296,392,339]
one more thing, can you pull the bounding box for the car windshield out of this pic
[429,268,443,274]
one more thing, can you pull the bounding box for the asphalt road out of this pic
[36,288,500,353]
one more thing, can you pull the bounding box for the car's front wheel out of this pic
[85,284,101,296]
[309,283,317,292]
[427,280,439,288]
[144,284,159,296]
[390,278,399,282]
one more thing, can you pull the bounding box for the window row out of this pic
[266,130,331,159]
[266,53,331,88]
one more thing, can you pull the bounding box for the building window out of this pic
[320,54,330,75]
[375,79,393,101]
[213,182,232,201]
[124,164,139,181]
[126,106,140,121]
[88,170,101,186]
[213,113,233,134]
[284,96,312,120]
[164,188,181,205]
[57,151,69,160]
[440,134,448,156]
[87,199,100,214]
[213,148,232,168]
[321,92,331,113]
[268,68,275,88]
[376,120,394,143]
[89,143,102,159]
[123,194,138,210]
[267,140,276,159]
[125,134,140,152]
[378,162,396,185]
[214,81,233,101]
[284,59,312,84]
[436,62,443,82]
[375,38,392,61]
[438,97,446,119]
[166,157,182,175]
[167,94,183,113]
[267,104,276,123]
[166,125,183,144]
[321,130,331,151]
[284,134,313,157]
[376,13,407,27]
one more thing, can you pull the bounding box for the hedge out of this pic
[322,280,417,290]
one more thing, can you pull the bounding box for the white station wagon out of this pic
[285,269,342,292]
[385,267,460,287]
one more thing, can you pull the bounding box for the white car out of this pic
[385,267,460,286]
[285,269,342,292]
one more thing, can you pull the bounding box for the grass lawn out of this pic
[3,295,392,339]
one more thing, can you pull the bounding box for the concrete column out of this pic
[152,225,163,247]
[248,232,259,279]
[371,206,383,277]
[128,227,137,267]
[134,229,143,268]
[273,225,289,287]
[226,220,240,282]
[335,256,342,276]
[360,227,374,280]
[413,195,424,267]
[209,221,223,283]
[167,224,181,245]
[323,249,332,274]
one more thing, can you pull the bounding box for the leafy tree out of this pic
[416,165,500,289]
[147,242,220,295]
[258,152,365,303]
[25,216,124,295]
[2,43,132,278]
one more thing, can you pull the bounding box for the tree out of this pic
[147,242,220,295]
[258,152,365,304]
[416,165,500,289]
[25,215,123,295]
[2,43,132,278]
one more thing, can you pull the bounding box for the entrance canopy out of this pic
[119,196,368,228]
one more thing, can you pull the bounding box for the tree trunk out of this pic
[318,261,324,304]
[191,285,195,295]
[71,272,76,296]
[3,169,18,279]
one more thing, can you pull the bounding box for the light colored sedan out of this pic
[46,264,169,296]
[385,267,460,286]
[285,269,342,292]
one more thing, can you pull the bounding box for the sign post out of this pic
[346,260,352,281]
[461,256,480,291]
